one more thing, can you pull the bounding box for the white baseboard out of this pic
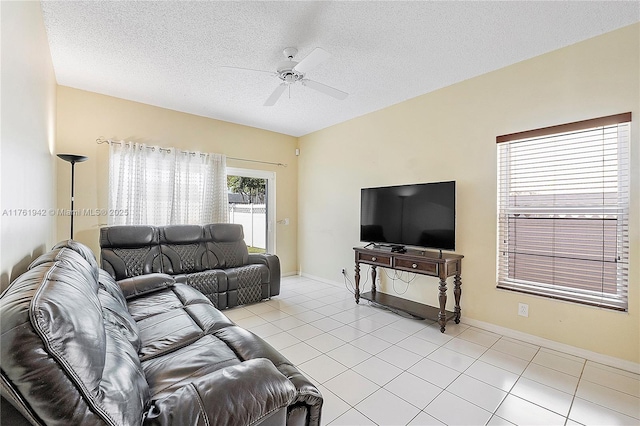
[462,317,640,375]
[281,271,299,277]
[299,272,344,288]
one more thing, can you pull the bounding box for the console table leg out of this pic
[454,274,462,324]
[438,279,447,333]
[371,266,377,295]
[354,263,361,304]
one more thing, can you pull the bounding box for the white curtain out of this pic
[108,141,228,226]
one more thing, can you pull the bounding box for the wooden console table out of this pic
[353,247,463,332]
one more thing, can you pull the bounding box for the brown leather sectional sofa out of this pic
[0,239,322,425]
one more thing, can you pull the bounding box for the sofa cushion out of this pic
[98,287,142,352]
[100,225,162,280]
[126,282,212,320]
[137,307,204,360]
[118,273,175,300]
[184,303,235,333]
[52,239,100,278]
[204,223,249,267]
[144,358,296,426]
[248,252,281,299]
[177,269,228,308]
[142,334,240,399]
[0,258,149,425]
[98,269,128,308]
[226,264,269,305]
[27,247,97,286]
[130,283,235,361]
[101,320,150,425]
[159,225,211,274]
[133,282,239,397]
[172,281,216,306]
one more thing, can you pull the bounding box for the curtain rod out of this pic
[96,138,287,167]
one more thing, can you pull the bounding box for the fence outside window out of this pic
[228,204,266,250]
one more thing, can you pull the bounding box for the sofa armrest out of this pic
[248,253,281,296]
[118,273,175,300]
[214,326,323,424]
[144,358,296,426]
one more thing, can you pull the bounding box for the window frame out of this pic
[496,112,631,311]
[227,167,276,254]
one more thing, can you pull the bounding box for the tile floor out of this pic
[225,276,640,426]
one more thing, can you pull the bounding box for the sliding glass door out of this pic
[226,167,275,254]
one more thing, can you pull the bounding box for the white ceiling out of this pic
[41,1,639,137]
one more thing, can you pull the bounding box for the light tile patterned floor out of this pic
[226,276,640,426]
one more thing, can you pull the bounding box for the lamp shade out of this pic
[57,154,88,164]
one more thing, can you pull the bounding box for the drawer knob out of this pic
[412,263,417,269]
[372,257,377,262]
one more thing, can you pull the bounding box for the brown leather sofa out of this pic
[100,224,280,309]
[0,240,322,425]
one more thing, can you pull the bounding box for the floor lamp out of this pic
[57,154,88,239]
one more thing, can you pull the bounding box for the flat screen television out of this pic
[360,181,456,251]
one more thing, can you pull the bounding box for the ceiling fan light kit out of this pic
[224,47,348,106]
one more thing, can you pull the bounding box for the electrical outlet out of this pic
[518,303,529,317]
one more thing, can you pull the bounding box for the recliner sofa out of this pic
[100,223,280,309]
[0,240,322,425]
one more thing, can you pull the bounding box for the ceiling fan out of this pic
[223,47,348,106]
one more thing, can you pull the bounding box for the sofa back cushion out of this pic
[28,246,98,285]
[100,225,162,280]
[205,224,249,268]
[98,270,143,352]
[98,269,128,308]
[0,248,149,425]
[159,225,210,274]
[49,239,101,281]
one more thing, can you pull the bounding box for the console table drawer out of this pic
[394,258,438,275]
[357,253,392,267]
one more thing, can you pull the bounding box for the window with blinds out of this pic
[496,113,631,311]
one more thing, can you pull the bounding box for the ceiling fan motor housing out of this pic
[277,60,303,83]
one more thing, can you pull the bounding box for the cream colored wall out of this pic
[55,87,299,274]
[298,24,639,363]
[0,1,57,292]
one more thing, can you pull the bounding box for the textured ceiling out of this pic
[41,1,639,137]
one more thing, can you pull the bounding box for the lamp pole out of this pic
[57,154,88,239]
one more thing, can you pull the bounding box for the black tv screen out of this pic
[360,181,456,251]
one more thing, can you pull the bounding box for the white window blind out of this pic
[496,113,631,311]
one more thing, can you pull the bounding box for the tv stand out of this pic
[353,247,463,332]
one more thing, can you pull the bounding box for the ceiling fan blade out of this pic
[264,83,287,106]
[220,66,276,77]
[293,47,331,74]
[302,79,348,100]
